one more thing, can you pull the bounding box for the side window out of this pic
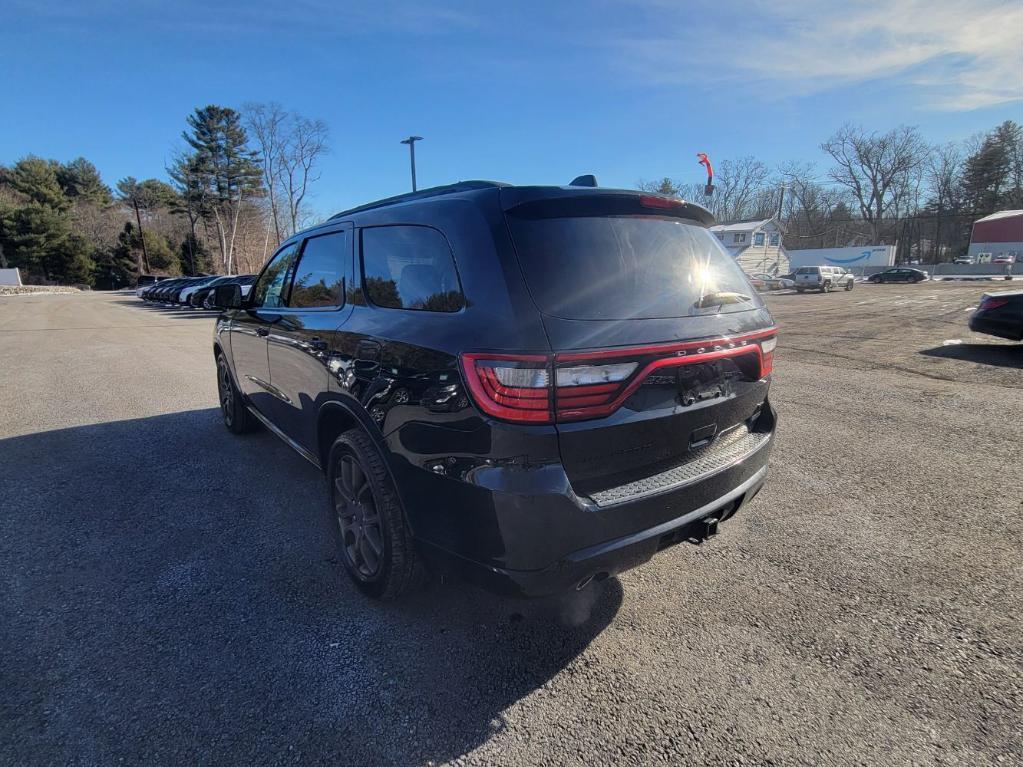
[361,226,465,312]
[251,243,299,308]
[290,231,347,309]
[753,232,765,246]
[769,232,780,246]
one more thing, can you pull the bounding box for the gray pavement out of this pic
[1,287,1021,765]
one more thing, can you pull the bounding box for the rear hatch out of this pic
[500,189,776,497]
[794,267,821,286]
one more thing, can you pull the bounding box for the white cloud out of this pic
[616,0,1023,111]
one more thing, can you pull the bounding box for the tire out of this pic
[796,288,805,293]
[821,282,831,293]
[327,428,422,600]
[216,353,255,434]
[845,280,854,291]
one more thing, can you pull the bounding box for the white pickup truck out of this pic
[794,266,854,293]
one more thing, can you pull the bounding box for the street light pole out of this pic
[400,136,423,191]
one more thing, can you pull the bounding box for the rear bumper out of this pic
[969,314,1022,341]
[403,404,776,597]
[420,464,767,597]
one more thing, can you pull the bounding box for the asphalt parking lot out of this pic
[1,283,1021,765]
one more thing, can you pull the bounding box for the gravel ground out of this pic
[1,286,1021,766]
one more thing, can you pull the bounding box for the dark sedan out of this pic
[869,267,928,284]
[969,290,1023,341]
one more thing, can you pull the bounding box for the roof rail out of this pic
[328,180,510,220]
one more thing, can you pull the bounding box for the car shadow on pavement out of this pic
[1,409,622,765]
[114,299,222,318]
[919,342,1023,369]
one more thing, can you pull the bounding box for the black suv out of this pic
[211,181,778,599]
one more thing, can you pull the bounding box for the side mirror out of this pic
[212,283,243,310]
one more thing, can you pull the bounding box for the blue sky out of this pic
[3,0,1022,216]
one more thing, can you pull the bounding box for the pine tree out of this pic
[3,156,68,210]
[961,120,1023,215]
[57,158,113,205]
[181,105,262,274]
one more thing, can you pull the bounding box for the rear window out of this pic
[795,267,819,275]
[506,215,761,320]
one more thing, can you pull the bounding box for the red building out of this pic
[968,210,1023,262]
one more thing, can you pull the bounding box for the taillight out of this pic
[460,353,553,423]
[460,329,777,424]
[639,195,684,210]
[555,362,638,421]
[759,335,777,377]
[980,297,1009,311]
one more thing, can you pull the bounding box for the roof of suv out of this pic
[327,180,715,227]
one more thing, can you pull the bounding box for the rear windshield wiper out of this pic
[695,291,753,309]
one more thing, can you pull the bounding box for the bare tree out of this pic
[245,103,330,245]
[713,156,772,221]
[821,124,926,243]
[245,103,287,245]
[778,161,848,249]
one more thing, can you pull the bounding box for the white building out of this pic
[709,218,790,275]
[0,268,23,286]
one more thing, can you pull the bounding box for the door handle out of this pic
[256,327,270,337]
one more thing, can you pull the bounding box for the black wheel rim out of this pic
[333,454,384,579]
[217,359,234,426]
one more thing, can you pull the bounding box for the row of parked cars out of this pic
[136,274,256,308]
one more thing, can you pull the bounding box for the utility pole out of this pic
[131,198,151,274]
[400,136,423,191]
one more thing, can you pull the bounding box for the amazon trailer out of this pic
[786,246,895,272]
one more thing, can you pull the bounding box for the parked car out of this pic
[749,273,794,291]
[209,276,254,308]
[992,254,1017,265]
[190,276,235,307]
[954,255,976,265]
[135,274,168,296]
[868,267,929,284]
[969,289,1023,341]
[210,180,779,599]
[178,276,221,305]
[142,277,185,301]
[157,278,194,302]
[193,275,255,308]
[794,266,854,293]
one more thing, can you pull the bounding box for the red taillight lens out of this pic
[460,353,553,423]
[639,195,684,210]
[555,361,638,421]
[980,297,1009,311]
[460,329,777,424]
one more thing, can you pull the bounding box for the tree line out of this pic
[0,103,328,288]
[640,120,1023,261]
[3,115,1020,286]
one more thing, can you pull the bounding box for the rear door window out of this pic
[290,231,347,309]
[361,225,465,312]
[507,214,761,320]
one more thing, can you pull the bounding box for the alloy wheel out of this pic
[333,453,384,579]
[217,359,234,426]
